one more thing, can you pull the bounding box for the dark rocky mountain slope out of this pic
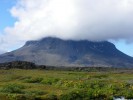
[0,37,133,67]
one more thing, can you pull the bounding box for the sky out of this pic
[0,0,133,56]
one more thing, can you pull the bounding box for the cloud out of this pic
[1,0,133,50]
[0,50,7,54]
[0,35,7,54]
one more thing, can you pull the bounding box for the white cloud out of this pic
[0,35,7,54]
[0,51,6,54]
[1,0,133,50]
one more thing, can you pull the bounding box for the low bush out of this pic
[23,77,43,83]
[25,90,46,96]
[7,94,27,100]
[41,78,59,85]
[60,89,88,100]
[91,74,108,79]
[0,84,25,94]
[41,94,58,100]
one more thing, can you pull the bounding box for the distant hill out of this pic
[0,37,133,67]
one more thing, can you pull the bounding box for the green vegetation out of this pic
[0,69,133,100]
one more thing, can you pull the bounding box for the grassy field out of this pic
[0,69,133,100]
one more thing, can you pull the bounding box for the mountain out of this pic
[0,37,133,67]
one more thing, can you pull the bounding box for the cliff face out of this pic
[0,37,133,67]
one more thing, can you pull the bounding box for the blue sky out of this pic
[0,0,133,57]
[115,41,133,57]
[0,0,16,31]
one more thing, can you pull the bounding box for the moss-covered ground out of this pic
[0,69,133,100]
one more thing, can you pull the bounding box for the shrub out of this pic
[89,80,106,89]
[0,84,25,94]
[60,89,88,100]
[23,77,43,83]
[91,74,108,79]
[42,94,58,100]
[88,88,113,100]
[41,78,59,85]
[25,90,46,96]
[7,94,27,100]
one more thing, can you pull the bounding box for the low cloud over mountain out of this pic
[1,0,133,51]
